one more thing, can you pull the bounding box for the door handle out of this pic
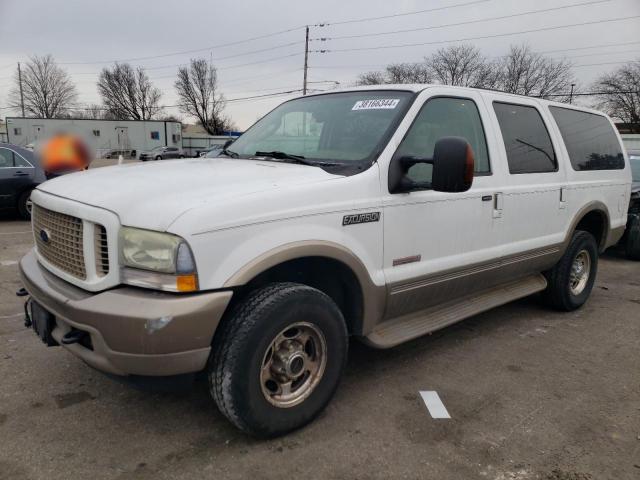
[559,187,567,210]
[13,171,29,177]
[493,192,503,219]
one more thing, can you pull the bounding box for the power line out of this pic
[56,26,305,65]
[32,0,490,68]
[312,0,609,41]
[322,15,640,53]
[68,40,302,76]
[538,40,640,54]
[314,0,490,27]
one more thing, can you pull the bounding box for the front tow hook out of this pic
[61,329,88,345]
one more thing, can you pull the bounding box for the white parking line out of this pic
[0,312,23,319]
[0,231,31,235]
[1,260,18,266]
[419,391,451,419]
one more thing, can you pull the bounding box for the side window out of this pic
[150,131,160,140]
[13,152,32,168]
[396,97,490,185]
[549,107,624,171]
[493,102,557,174]
[0,148,14,167]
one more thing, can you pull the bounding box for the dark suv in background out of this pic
[0,143,45,220]
[623,149,640,259]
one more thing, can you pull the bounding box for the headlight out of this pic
[119,227,198,292]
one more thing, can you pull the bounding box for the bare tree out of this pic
[426,44,500,88]
[356,70,387,86]
[97,63,162,120]
[592,60,640,127]
[499,45,576,100]
[68,104,108,119]
[9,55,77,118]
[174,58,233,135]
[357,63,431,86]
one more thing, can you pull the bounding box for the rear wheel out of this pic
[209,282,348,437]
[17,190,33,220]
[624,215,640,261]
[544,230,598,311]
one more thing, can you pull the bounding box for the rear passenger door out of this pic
[483,94,569,259]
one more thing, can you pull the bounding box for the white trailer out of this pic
[4,117,182,158]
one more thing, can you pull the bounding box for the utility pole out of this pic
[303,26,309,95]
[17,62,25,117]
[569,83,575,105]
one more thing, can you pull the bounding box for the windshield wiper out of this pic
[220,148,239,158]
[254,151,340,167]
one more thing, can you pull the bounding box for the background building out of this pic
[4,117,182,157]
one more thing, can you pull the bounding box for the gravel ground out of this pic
[0,210,638,480]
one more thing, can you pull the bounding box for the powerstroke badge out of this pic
[342,212,381,226]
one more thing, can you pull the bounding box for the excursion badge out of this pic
[342,212,381,226]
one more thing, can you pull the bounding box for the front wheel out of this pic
[155,155,162,161]
[209,283,348,437]
[543,230,598,311]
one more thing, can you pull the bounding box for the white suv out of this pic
[20,85,631,437]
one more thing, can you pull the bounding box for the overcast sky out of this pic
[1,0,639,129]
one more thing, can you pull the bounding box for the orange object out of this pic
[41,134,90,174]
[176,274,198,292]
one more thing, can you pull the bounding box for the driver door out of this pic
[382,89,506,320]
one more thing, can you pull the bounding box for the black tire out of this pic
[17,189,33,220]
[179,155,185,159]
[624,215,640,261]
[209,282,348,437]
[155,155,162,161]
[544,230,598,311]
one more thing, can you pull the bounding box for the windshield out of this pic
[151,146,164,152]
[204,147,223,158]
[630,155,640,181]
[227,91,414,165]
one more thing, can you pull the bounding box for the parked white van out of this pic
[20,85,631,437]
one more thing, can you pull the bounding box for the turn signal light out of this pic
[176,274,198,292]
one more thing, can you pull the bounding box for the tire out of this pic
[179,155,185,159]
[543,230,598,311]
[624,215,640,261]
[155,155,162,161]
[17,189,33,220]
[209,282,348,437]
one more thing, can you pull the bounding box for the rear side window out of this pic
[0,148,14,167]
[549,107,624,171]
[493,102,557,174]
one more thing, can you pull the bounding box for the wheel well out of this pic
[575,210,607,250]
[233,256,364,335]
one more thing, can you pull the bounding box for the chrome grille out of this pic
[32,205,86,279]
[94,224,109,277]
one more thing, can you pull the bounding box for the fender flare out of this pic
[223,240,386,335]
[563,201,611,252]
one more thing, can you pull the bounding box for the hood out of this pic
[37,157,341,230]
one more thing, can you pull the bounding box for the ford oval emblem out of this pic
[39,229,50,243]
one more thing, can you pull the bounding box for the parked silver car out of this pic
[139,146,184,161]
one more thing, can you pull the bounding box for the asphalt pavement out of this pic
[0,212,638,480]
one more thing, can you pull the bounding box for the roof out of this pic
[303,84,608,117]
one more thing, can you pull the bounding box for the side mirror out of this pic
[389,137,475,194]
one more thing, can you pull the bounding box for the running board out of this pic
[365,274,547,349]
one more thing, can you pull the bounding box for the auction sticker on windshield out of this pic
[352,99,400,110]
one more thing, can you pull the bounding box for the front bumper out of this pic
[19,249,233,377]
